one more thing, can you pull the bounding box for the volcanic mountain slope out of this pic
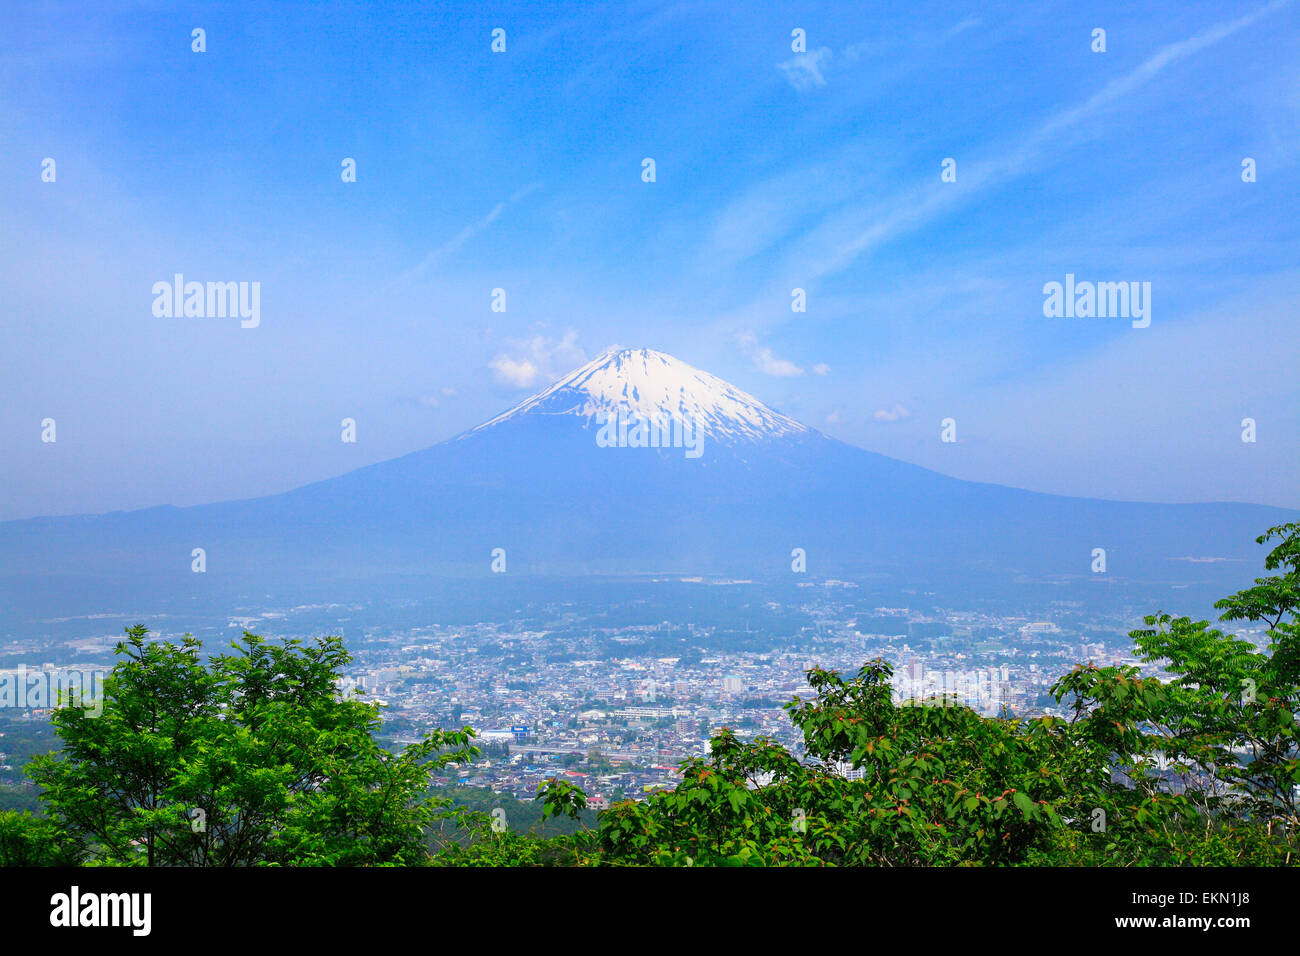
[471,346,810,441]
[1,347,1293,619]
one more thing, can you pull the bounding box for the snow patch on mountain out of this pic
[470,347,811,443]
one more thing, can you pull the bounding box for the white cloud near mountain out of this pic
[489,330,587,388]
[488,355,540,388]
[753,348,803,377]
[735,331,804,377]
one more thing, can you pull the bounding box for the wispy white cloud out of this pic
[699,156,863,273]
[418,386,458,407]
[413,182,542,275]
[488,355,540,388]
[874,403,911,422]
[777,47,831,91]
[1033,0,1290,149]
[420,202,506,269]
[489,330,586,389]
[736,331,804,376]
[947,17,981,38]
[770,1,1292,285]
[754,348,804,377]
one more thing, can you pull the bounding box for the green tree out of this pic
[1049,521,1300,853]
[0,810,84,866]
[25,626,478,866]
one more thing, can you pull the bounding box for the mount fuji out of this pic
[472,347,810,444]
[1,347,1293,623]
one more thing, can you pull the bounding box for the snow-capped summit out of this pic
[471,346,811,442]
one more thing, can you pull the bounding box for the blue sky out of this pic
[2,0,1297,519]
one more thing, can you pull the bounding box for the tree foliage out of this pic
[25,627,477,866]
